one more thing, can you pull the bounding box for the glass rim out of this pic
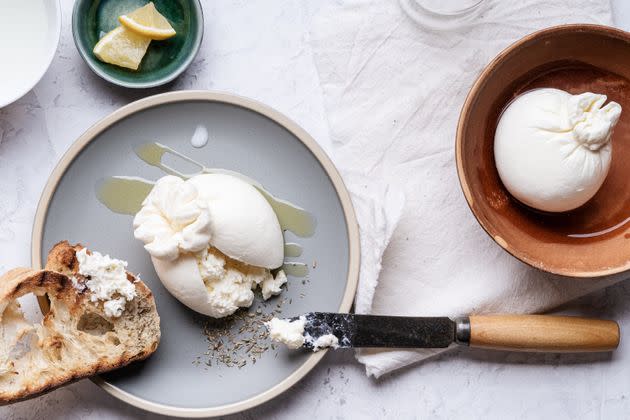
[411,0,486,17]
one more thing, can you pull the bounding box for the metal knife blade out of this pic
[296,312,455,349]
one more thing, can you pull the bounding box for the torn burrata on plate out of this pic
[133,174,287,318]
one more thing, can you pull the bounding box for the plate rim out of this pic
[30,90,360,417]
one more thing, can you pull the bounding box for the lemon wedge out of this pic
[119,2,176,41]
[93,26,152,70]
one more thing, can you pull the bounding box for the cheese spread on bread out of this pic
[76,248,137,317]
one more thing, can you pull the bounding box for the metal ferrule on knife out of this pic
[454,317,471,345]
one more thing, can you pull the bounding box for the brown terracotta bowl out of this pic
[456,24,630,278]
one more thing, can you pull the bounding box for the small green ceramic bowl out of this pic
[73,0,203,88]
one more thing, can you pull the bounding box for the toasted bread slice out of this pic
[0,241,160,404]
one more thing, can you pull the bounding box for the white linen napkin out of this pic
[309,0,621,378]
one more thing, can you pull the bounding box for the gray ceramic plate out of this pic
[31,91,359,417]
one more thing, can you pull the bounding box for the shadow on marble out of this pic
[0,91,42,122]
[77,62,177,103]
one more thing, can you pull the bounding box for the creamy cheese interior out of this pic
[76,249,136,318]
[133,173,287,317]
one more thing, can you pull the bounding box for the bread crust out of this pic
[0,241,160,405]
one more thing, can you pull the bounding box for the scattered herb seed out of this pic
[196,291,285,368]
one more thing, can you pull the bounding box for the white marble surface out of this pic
[2,1,630,419]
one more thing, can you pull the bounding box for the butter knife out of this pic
[283,312,620,352]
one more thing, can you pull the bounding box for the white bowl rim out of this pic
[0,0,62,108]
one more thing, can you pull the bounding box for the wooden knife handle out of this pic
[466,315,619,352]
